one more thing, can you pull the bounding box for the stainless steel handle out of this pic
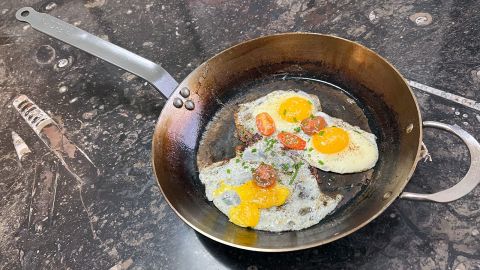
[400,121,480,202]
[16,7,178,98]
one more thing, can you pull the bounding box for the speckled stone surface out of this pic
[1,0,479,269]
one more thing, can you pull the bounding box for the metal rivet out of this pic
[383,191,392,200]
[173,98,183,108]
[184,100,195,110]
[406,123,414,134]
[180,87,190,98]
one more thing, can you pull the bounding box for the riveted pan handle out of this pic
[400,121,480,202]
[16,7,178,98]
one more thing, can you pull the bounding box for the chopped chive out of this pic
[318,160,324,165]
[294,127,301,133]
[265,138,277,152]
[310,114,315,119]
[308,100,312,105]
[319,131,325,136]
[235,158,240,163]
[251,148,257,153]
[308,147,313,152]
[227,169,231,174]
[354,130,361,134]
[289,162,303,185]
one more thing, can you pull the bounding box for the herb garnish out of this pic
[319,131,325,136]
[251,148,257,153]
[294,127,301,133]
[265,138,277,152]
[289,162,303,185]
[318,160,324,165]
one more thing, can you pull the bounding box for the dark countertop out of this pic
[1,0,479,269]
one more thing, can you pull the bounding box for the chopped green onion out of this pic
[281,163,290,171]
[289,162,303,185]
[308,147,313,152]
[318,160,324,165]
[294,127,301,133]
[235,158,240,163]
[251,148,257,153]
[227,169,231,174]
[265,138,277,152]
[319,131,325,136]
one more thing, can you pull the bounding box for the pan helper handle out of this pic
[400,121,480,202]
[16,7,178,99]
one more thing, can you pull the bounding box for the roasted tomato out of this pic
[277,132,306,150]
[255,112,276,136]
[253,163,277,188]
[301,116,327,135]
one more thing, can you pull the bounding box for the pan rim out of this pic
[151,32,423,252]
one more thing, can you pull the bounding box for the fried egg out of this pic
[199,139,342,232]
[302,112,379,174]
[235,90,321,139]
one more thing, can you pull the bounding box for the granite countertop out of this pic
[1,0,479,269]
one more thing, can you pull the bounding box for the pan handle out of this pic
[400,121,480,202]
[15,7,178,99]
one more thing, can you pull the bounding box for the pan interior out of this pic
[152,34,421,251]
[197,75,383,213]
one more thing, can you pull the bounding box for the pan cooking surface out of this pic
[197,75,385,220]
[153,34,418,250]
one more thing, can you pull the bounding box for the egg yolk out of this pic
[312,127,350,154]
[214,180,290,228]
[278,97,313,123]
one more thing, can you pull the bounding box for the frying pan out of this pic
[16,7,480,252]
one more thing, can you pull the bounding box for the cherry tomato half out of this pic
[255,112,276,136]
[300,116,327,135]
[277,132,306,150]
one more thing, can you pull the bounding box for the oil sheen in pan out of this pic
[196,75,381,217]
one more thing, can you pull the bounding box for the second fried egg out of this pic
[303,112,379,174]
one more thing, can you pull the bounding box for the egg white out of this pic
[303,112,379,174]
[199,138,342,232]
[236,90,321,137]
